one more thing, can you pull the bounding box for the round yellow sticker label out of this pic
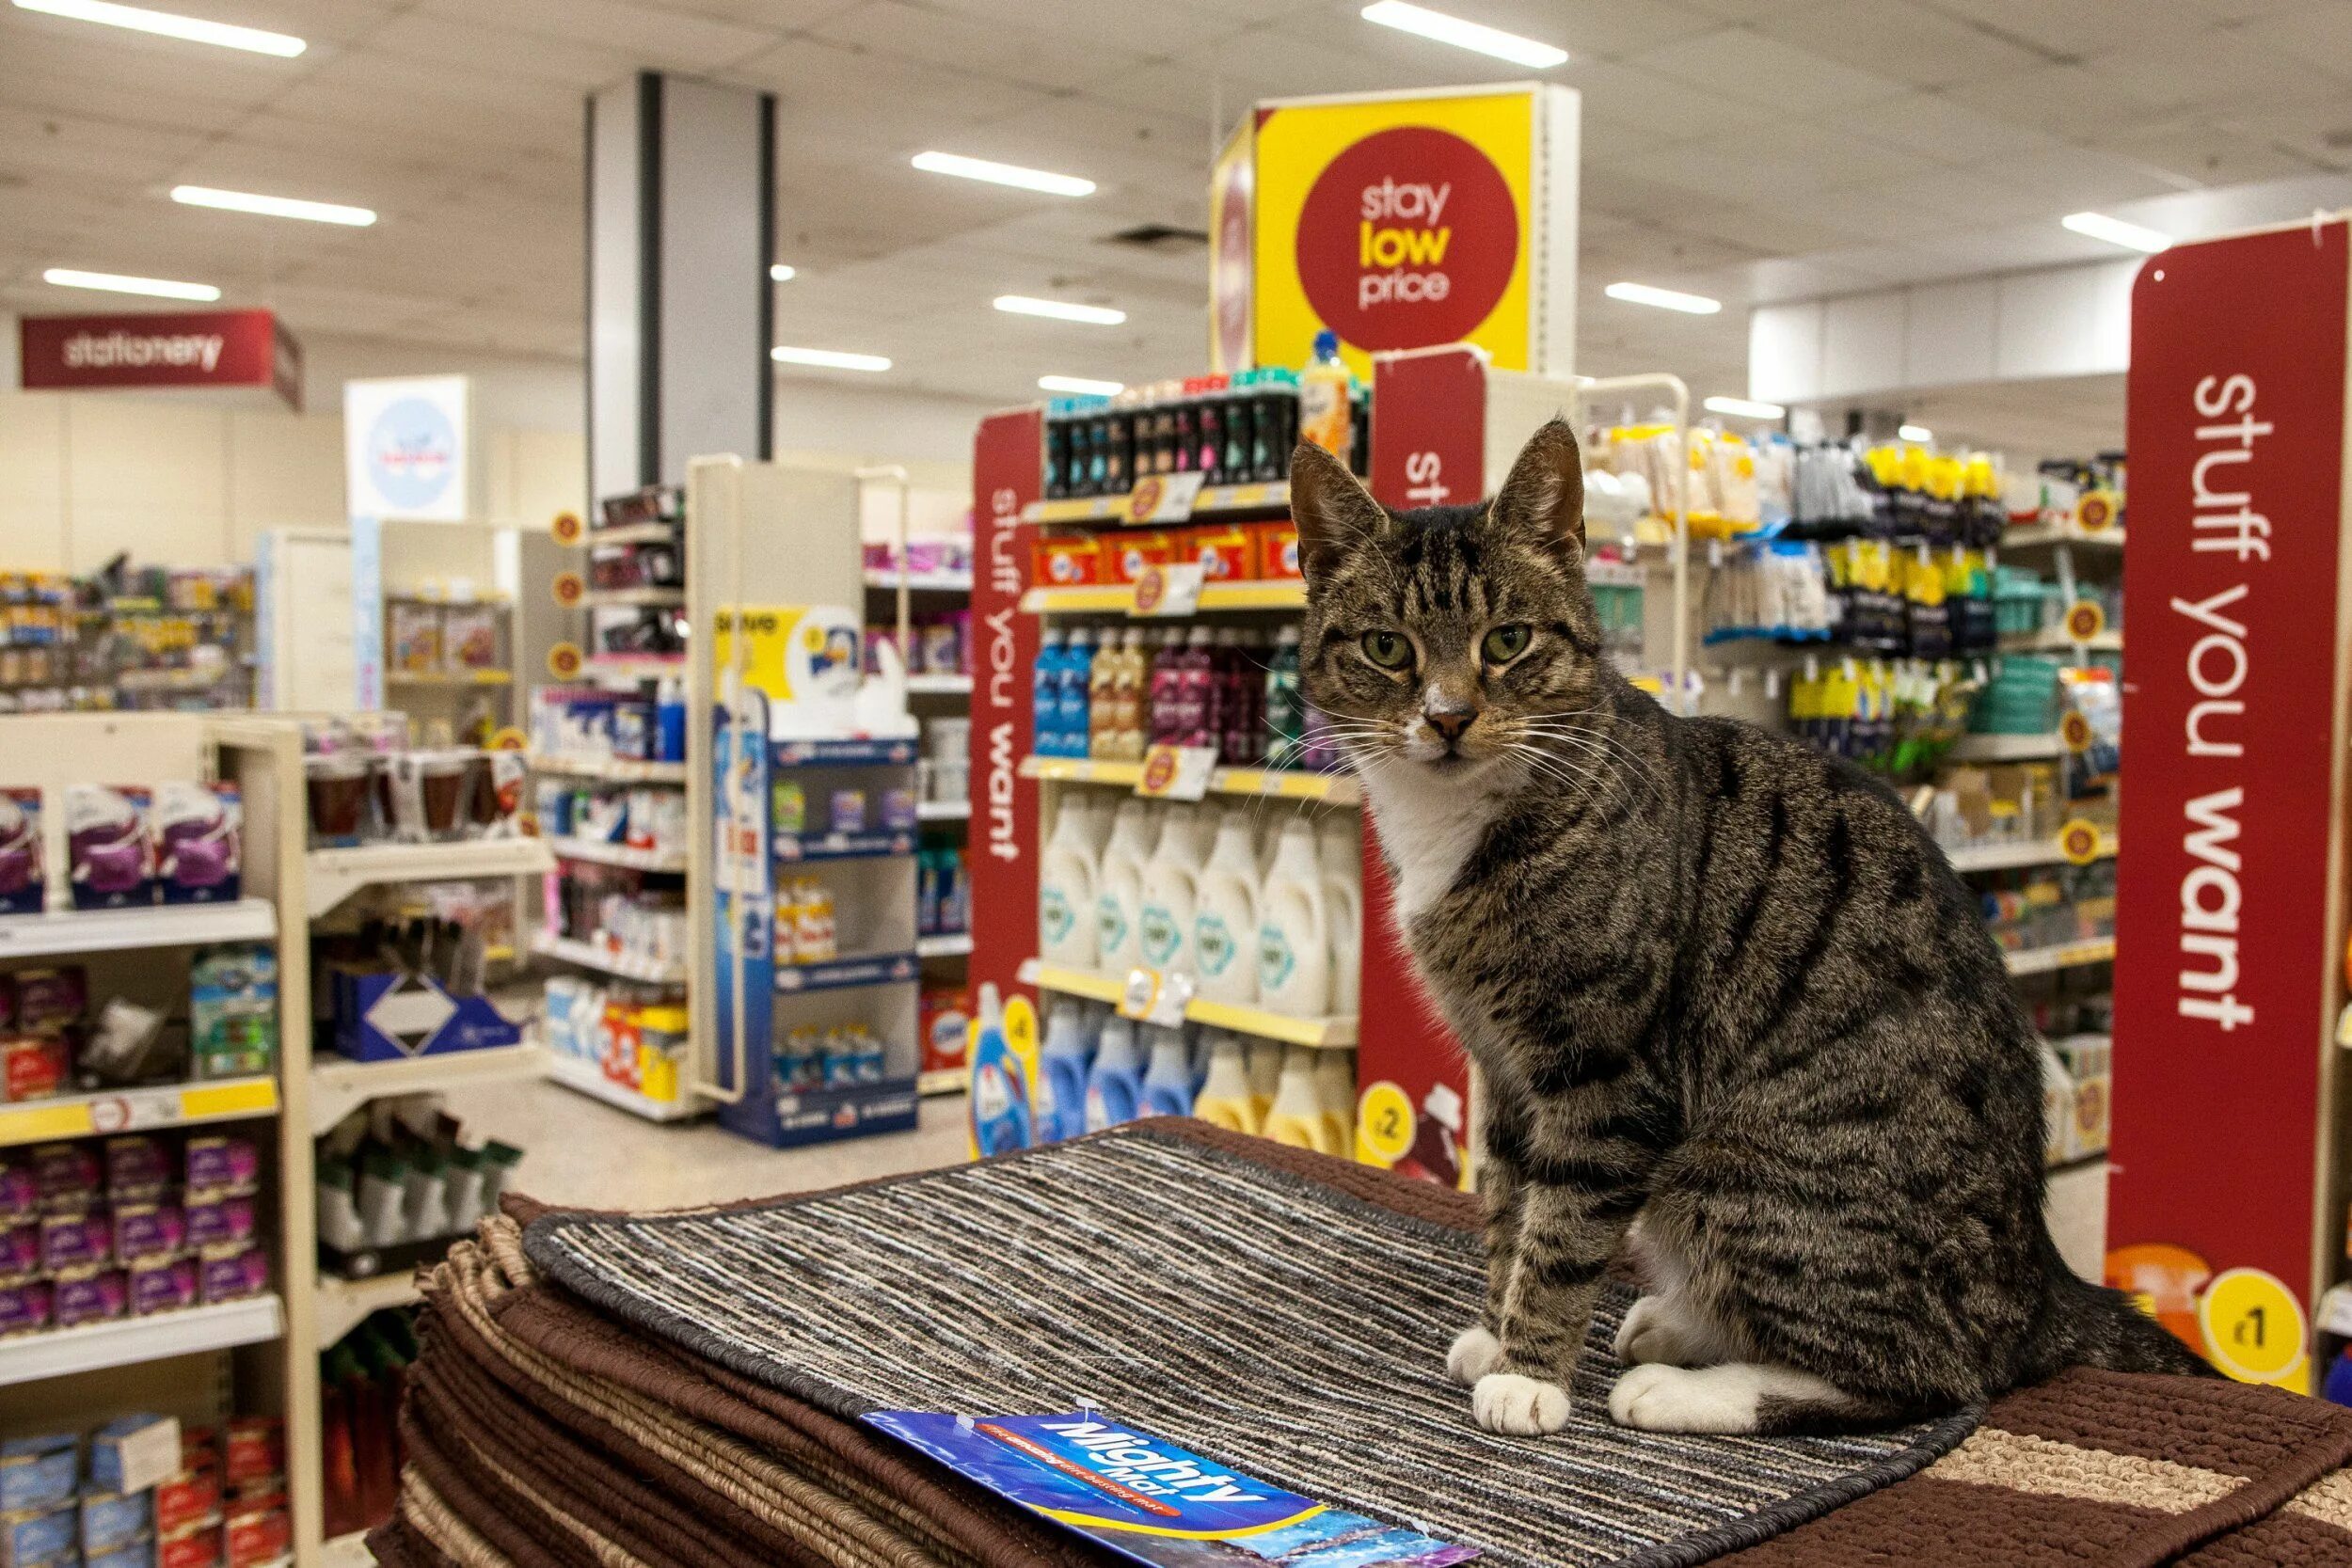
[2199,1266,2308,1386]
[1357,1080,1416,1165]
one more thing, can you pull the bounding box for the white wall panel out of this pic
[1903,277,1999,388]
[1819,291,1908,401]
[1746,301,1822,405]
[0,392,69,570]
[65,399,230,568]
[228,410,343,559]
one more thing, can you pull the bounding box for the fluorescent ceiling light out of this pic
[1899,423,1933,442]
[771,345,891,372]
[995,294,1124,326]
[1040,374,1123,396]
[2062,211,2169,254]
[13,0,303,55]
[1360,1,1566,68]
[912,151,1093,198]
[769,263,796,282]
[170,184,373,226]
[1704,395,1785,420]
[43,266,220,301]
[1604,280,1721,315]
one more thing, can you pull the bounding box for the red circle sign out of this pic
[1295,127,1518,352]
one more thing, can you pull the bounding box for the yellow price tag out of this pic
[1356,1080,1416,1165]
[2063,599,2106,643]
[550,511,584,546]
[547,641,585,680]
[2060,710,2094,754]
[2199,1266,2309,1389]
[2058,818,2103,866]
[552,571,585,608]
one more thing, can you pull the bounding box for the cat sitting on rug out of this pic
[1287,420,2213,1438]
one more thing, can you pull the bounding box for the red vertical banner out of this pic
[2110,222,2351,1389]
[1352,346,1489,1189]
[969,409,1044,1016]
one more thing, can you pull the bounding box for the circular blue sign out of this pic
[367,396,458,512]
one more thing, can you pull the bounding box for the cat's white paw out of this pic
[1446,1325,1502,1385]
[1471,1371,1572,1435]
[1610,1363,1781,1433]
[1613,1295,1703,1367]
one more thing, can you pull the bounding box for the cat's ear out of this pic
[1289,440,1386,584]
[1494,417,1585,556]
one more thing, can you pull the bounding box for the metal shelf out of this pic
[1019,754,1359,806]
[905,673,973,695]
[546,1052,704,1123]
[1949,733,2066,763]
[582,653,687,682]
[774,951,919,992]
[1023,481,1289,526]
[1946,833,2118,874]
[384,670,513,687]
[1019,959,1356,1048]
[2003,937,2116,977]
[1997,630,2123,655]
[772,829,914,863]
[916,800,969,821]
[547,836,687,872]
[531,754,687,784]
[315,1273,421,1345]
[0,897,276,959]
[0,1077,277,1149]
[863,569,973,592]
[309,1044,548,1135]
[917,1069,965,1097]
[580,586,685,609]
[2001,524,2125,550]
[583,522,678,547]
[0,1294,283,1388]
[528,930,687,985]
[305,839,555,918]
[1021,580,1305,615]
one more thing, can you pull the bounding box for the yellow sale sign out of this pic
[1252,88,1537,377]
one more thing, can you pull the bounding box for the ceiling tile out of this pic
[807,1,1161,92]
[1832,90,2068,166]
[411,0,786,70]
[1751,1,2048,87]
[1629,26,1913,113]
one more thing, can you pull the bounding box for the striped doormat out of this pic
[524,1126,1979,1568]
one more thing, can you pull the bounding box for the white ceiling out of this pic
[6,0,2352,434]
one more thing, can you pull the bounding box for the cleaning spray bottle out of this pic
[966,984,1035,1157]
[1299,329,1353,459]
[1037,1002,1095,1144]
[1263,1044,1342,1153]
[1139,1024,1196,1118]
[1084,1014,1145,1132]
[1191,1032,1261,1134]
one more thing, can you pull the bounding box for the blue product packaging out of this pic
[612,700,653,761]
[87,1544,154,1568]
[0,1501,74,1568]
[0,1438,75,1515]
[916,851,942,937]
[78,1489,150,1556]
[87,1416,175,1497]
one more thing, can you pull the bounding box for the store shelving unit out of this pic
[1022,481,1289,526]
[1948,732,2068,763]
[2003,938,2118,977]
[532,754,687,784]
[0,1077,278,1148]
[545,1051,702,1123]
[527,930,688,985]
[307,1042,548,1134]
[306,838,552,920]
[1946,832,2119,874]
[0,897,277,958]
[0,1296,287,1389]
[1022,581,1306,615]
[313,1272,422,1346]
[546,837,688,873]
[1018,754,1360,807]
[1019,959,1357,1049]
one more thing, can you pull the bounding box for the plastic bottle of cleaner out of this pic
[1245,1039,1284,1126]
[1314,1048,1358,1155]
[1060,626,1094,760]
[1031,627,1066,756]
[1298,329,1353,460]
[1192,807,1262,1006]
[1084,1014,1144,1132]
[1093,799,1154,976]
[1137,805,1206,975]
[1139,1024,1196,1117]
[1147,626,1186,748]
[1256,816,1332,1017]
[967,984,1035,1156]
[1038,1002,1095,1143]
[1039,794,1100,970]
[1191,1033,1260,1134]
[1263,626,1304,768]
[1263,1045,1341,1153]
[1318,818,1363,1013]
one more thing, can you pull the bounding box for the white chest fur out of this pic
[1359,761,1501,932]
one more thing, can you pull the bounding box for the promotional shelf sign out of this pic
[345,373,470,523]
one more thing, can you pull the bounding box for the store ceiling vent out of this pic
[1103,223,1208,252]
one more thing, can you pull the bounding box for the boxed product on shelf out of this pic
[918,985,969,1081]
[543,975,691,1103]
[65,786,153,911]
[300,716,525,848]
[599,482,683,531]
[151,784,241,906]
[0,790,41,916]
[916,844,968,939]
[919,717,969,805]
[317,913,524,1063]
[861,536,972,580]
[530,686,687,766]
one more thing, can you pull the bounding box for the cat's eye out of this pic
[1482,624,1532,664]
[1360,630,1412,670]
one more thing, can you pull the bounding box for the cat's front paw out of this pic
[1613,1295,1701,1367]
[1446,1324,1502,1385]
[1608,1363,1763,1434]
[1471,1371,1571,1435]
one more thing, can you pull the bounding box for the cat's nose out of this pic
[1425,708,1476,743]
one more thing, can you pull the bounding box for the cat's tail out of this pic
[2044,1270,2222,1380]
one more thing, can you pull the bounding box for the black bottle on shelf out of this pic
[1147,388,1177,476]
[1350,386,1371,478]
[1257,369,1298,482]
[1195,376,1225,483]
[1104,397,1134,493]
[1043,403,1071,499]
[1222,372,1255,483]
[1171,384,1198,474]
[1084,406,1110,497]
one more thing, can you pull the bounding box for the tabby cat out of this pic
[1289,420,2210,1437]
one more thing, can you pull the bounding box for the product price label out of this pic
[547,641,585,680]
[1120,966,1193,1028]
[1356,1080,1416,1164]
[2075,489,2120,533]
[2060,710,2095,754]
[2064,599,2106,643]
[2198,1266,2309,1389]
[550,511,585,546]
[1135,745,1219,802]
[552,571,585,609]
[1129,562,1206,618]
[2058,817,2105,866]
[1123,470,1206,526]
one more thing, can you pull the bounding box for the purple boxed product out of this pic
[53,1267,125,1328]
[0,1164,33,1225]
[103,1136,169,1200]
[183,1193,253,1252]
[0,789,40,917]
[127,1257,197,1317]
[112,1202,183,1264]
[183,1135,258,1195]
[879,786,917,832]
[65,785,154,911]
[197,1246,266,1305]
[40,1208,111,1273]
[31,1143,99,1211]
[0,1280,52,1336]
[0,1224,37,1280]
[14,968,86,1037]
[151,782,240,906]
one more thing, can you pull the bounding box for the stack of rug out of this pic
[373,1121,2352,1567]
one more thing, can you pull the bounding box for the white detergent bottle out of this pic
[1314,1048,1359,1155]
[1192,1033,1261,1134]
[1084,1015,1144,1131]
[1138,1024,1196,1118]
[1039,794,1100,970]
[1255,817,1332,1018]
[1192,807,1263,1005]
[1318,819,1363,1014]
[1263,1045,1342,1154]
[1245,1039,1284,1126]
[1136,805,1206,976]
[1093,799,1154,977]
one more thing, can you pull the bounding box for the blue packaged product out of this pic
[78,1489,150,1556]
[0,1501,74,1568]
[1037,1005,1094,1144]
[87,1417,172,1497]
[1057,627,1093,752]
[915,851,942,937]
[87,1542,153,1568]
[1083,1016,1144,1132]
[965,985,1033,1157]
[1030,630,1065,757]
[612,700,653,761]
[1139,1024,1195,1117]
[0,1439,74,1515]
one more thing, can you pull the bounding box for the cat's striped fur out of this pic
[1289,421,2212,1438]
